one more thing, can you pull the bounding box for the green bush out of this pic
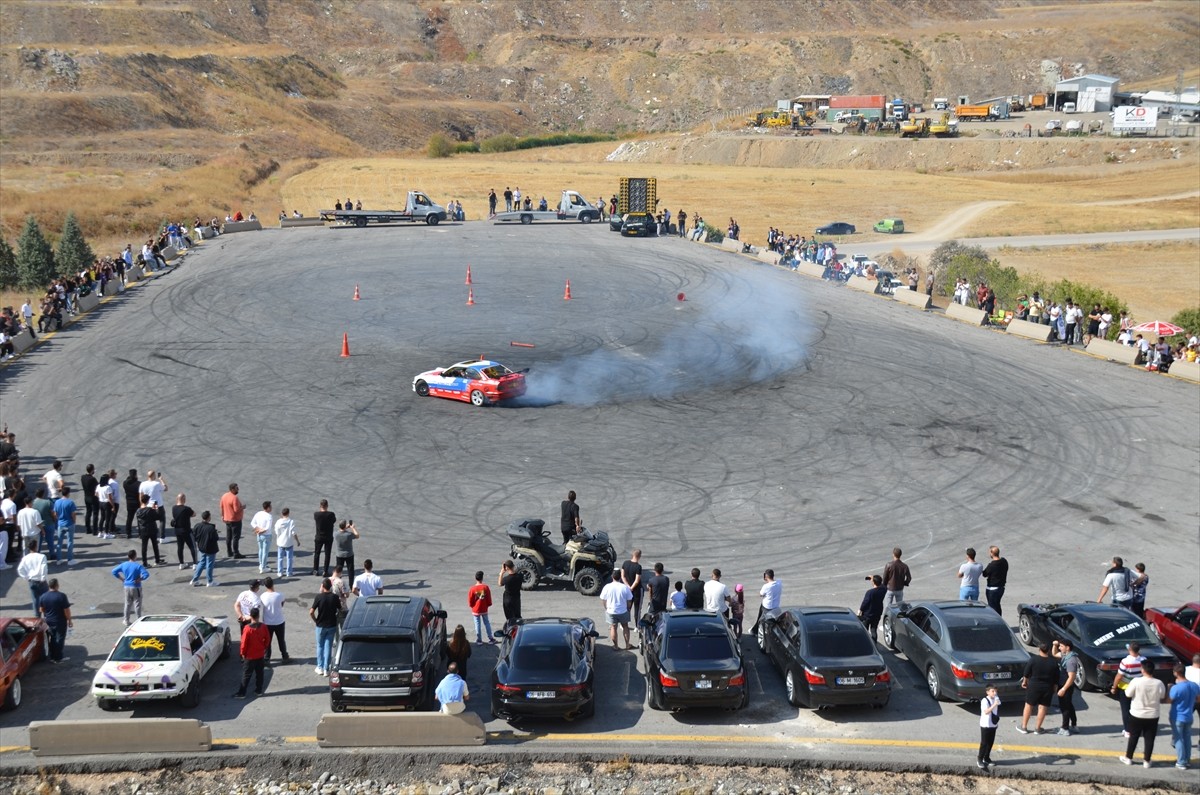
[477,131,615,154]
[426,133,455,158]
[56,211,95,276]
[15,215,56,291]
[1171,307,1200,337]
[453,141,480,154]
[0,236,17,290]
[702,223,724,244]
[479,133,518,153]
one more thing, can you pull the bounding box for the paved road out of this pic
[0,223,1196,786]
[855,226,1200,257]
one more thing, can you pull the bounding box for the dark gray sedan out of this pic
[882,600,1029,702]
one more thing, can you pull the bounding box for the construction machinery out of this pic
[955,103,993,121]
[929,112,958,137]
[899,117,930,138]
[747,110,791,128]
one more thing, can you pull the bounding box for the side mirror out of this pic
[638,615,654,630]
[435,610,448,620]
[586,630,600,639]
[493,630,506,639]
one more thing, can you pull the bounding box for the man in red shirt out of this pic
[234,606,270,698]
[220,483,246,559]
[468,570,496,645]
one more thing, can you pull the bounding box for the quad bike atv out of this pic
[507,518,616,596]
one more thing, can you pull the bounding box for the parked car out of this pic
[608,213,625,232]
[883,600,1029,702]
[873,218,904,234]
[815,222,855,236]
[330,595,447,712]
[0,616,47,711]
[491,617,599,720]
[1144,602,1200,661]
[412,359,527,407]
[91,614,230,711]
[759,606,891,709]
[640,610,747,711]
[620,212,657,237]
[1017,602,1177,690]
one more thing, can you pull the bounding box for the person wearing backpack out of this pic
[1054,638,1082,736]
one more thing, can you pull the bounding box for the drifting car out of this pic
[815,222,855,236]
[412,360,527,407]
[620,212,657,237]
[759,606,891,709]
[91,614,230,711]
[0,616,47,710]
[883,600,1029,702]
[640,610,748,711]
[1144,602,1200,661]
[1017,602,1177,690]
[491,617,599,720]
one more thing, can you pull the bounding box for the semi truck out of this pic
[320,191,447,226]
[491,191,603,224]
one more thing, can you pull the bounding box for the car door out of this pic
[1166,605,1200,655]
[192,619,220,676]
[433,367,467,398]
[766,613,791,670]
[899,607,932,662]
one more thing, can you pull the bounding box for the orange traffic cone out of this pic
[353,284,361,301]
[340,333,350,358]
[465,265,473,285]
[466,288,475,306]
[563,280,572,300]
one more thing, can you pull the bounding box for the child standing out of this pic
[730,584,746,637]
[979,685,1001,770]
[468,570,496,645]
[669,580,686,611]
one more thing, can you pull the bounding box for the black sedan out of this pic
[815,222,855,235]
[640,610,748,711]
[1017,602,1176,690]
[608,213,625,232]
[491,617,599,720]
[620,212,657,237]
[883,600,1029,702]
[760,607,891,709]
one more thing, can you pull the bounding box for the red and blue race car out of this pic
[412,360,527,406]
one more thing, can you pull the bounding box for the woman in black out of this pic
[560,490,580,544]
[499,560,522,628]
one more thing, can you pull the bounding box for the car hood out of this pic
[94,660,181,683]
[661,656,741,675]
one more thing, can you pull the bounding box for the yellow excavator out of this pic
[929,112,958,138]
[899,117,930,138]
[747,110,791,128]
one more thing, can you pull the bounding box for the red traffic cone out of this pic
[465,265,473,285]
[340,333,350,358]
[353,284,361,301]
[466,288,475,306]
[563,279,572,300]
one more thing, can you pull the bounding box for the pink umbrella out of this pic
[1131,321,1185,337]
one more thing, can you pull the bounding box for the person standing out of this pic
[434,662,469,715]
[233,607,269,698]
[273,508,299,577]
[43,460,64,500]
[334,519,359,579]
[17,495,44,554]
[645,562,671,617]
[312,499,336,577]
[1118,659,1169,768]
[488,188,497,217]
[171,493,197,570]
[978,685,1001,771]
[190,510,220,587]
[80,464,99,538]
[560,490,581,544]
[468,570,495,645]
[621,549,644,624]
[329,564,350,624]
[37,578,73,663]
[1054,638,1081,736]
[310,578,340,676]
[957,547,983,601]
[1129,563,1149,618]
[442,624,472,677]
[134,494,163,566]
[111,549,150,627]
[1017,642,1060,734]
[32,488,57,559]
[498,560,522,628]
[982,546,1008,615]
[17,540,49,613]
[250,501,273,574]
[858,574,887,642]
[883,548,911,608]
[234,579,263,630]
[503,187,513,213]
[702,568,731,617]
[220,483,246,559]
[96,473,115,539]
[1112,642,1146,737]
[138,470,167,540]
[351,559,383,597]
[1168,662,1200,770]
[259,577,289,663]
[52,486,78,566]
[730,584,745,638]
[750,569,781,635]
[599,570,634,649]
[1098,556,1134,610]
[122,469,139,538]
[682,567,705,610]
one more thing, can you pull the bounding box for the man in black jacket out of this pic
[189,510,220,587]
[122,469,140,538]
[858,575,887,642]
[80,464,99,537]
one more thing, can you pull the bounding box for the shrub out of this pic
[0,236,17,290]
[56,212,95,276]
[15,216,56,291]
[479,133,518,153]
[1171,307,1200,336]
[453,141,480,154]
[702,223,724,244]
[426,133,455,158]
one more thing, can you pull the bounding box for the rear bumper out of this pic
[661,686,745,710]
[330,685,423,711]
[808,684,891,708]
[492,693,590,719]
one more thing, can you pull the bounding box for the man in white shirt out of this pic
[234,579,263,629]
[703,568,731,617]
[259,577,289,663]
[44,461,64,500]
[249,501,273,574]
[16,496,44,550]
[0,490,16,569]
[138,470,167,540]
[751,569,782,636]
[352,559,384,598]
[17,540,50,613]
[598,570,634,648]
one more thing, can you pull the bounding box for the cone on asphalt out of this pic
[563,280,572,300]
[353,284,361,301]
[340,333,350,358]
[465,265,473,285]
[466,288,475,306]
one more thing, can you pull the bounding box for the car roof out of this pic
[1057,603,1145,619]
[342,595,430,636]
[515,623,576,644]
[791,606,858,620]
[125,615,196,635]
[449,360,500,369]
[661,611,729,633]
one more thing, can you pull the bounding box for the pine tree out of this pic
[56,211,95,277]
[15,216,56,291]
[0,236,17,290]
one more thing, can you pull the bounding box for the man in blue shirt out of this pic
[111,549,150,627]
[1170,662,1200,770]
[52,485,78,566]
[37,578,73,663]
[434,662,469,715]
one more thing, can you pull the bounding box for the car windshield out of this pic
[947,624,1018,652]
[110,635,180,662]
[1082,617,1155,648]
[480,365,513,379]
[338,638,414,666]
[513,643,574,671]
[664,633,734,661]
[808,629,875,658]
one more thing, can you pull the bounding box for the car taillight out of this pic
[804,667,826,685]
[411,670,423,687]
[329,672,340,686]
[659,671,679,688]
[496,684,521,694]
[951,663,974,679]
[559,684,585,693]
[1098,662,1120,672]
[875,670,891,683]
[729,671,746,686]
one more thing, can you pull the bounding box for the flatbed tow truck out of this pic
[492,190,602,224]
[320,191,447,227]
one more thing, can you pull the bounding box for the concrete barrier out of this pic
[795,262,826,279]
[1169,360,1200,383]
[846,276,879,295]
[720,237,742,253]
[1085,338,1139,365]
[944,302,988,326]
[77,291,100,313]
[892,289,932,310]
[11,328,36,353]
[160,245,179,261]
[196,226,216,240]
[281,217,326,228]
[29,718,212,757]
[1006,318,1054,342]
[756,250,781,266]
[222,220,263,233]
[125,266,144,284]
[315,711,486,748]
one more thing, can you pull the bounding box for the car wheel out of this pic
[573,567,603,596]
[220,629,231,660]
[882,617,897,651]
[415,380,430,397]
[1017,614,1035,646]
[756,622,769,653]
[648,674,666,711]
[926,665,945,701]
[514,558,540,591]
[2,677,21,710]
[180,677,201,709]
[580,213,593,224]
[520,214,532,225]
[785,668,804,708]
[426,215,440,225]
[469,390,486,407]
[97,698,119,712]
[739,683,750,710]
[579,691,596,719]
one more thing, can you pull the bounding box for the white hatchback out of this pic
[92,614,230,710]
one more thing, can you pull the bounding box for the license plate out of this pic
[836,676,866,686]
[694,680,712,689]
[361,674,389,682]
[983,672,1012,680]
[526,691,555,699]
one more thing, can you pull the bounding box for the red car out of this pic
[0,616,48,710]
[1144,602,1200,662]
[412,359,527,406]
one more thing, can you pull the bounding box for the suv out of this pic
[329,595,447,712]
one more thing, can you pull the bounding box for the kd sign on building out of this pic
[1112,105,1158,130]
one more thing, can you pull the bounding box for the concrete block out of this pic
[1085,338,1139,365]
[196,226,216,239]
[756,250,781,266]
[720,237,742,253]
[1006,318,1053,342]
[892,289,932,310]
[846,276,880,294]
[126,266,143,283]
[795,262,826,279]
[222,220,263,233]
[77,291,100,313]
[280,217,326,228]
[11,328,36,353]
[315,711,486,748]
[1169,360,1200,383]
[29,718,212,757]
[160,246,179,261]
[944,302,988,326]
